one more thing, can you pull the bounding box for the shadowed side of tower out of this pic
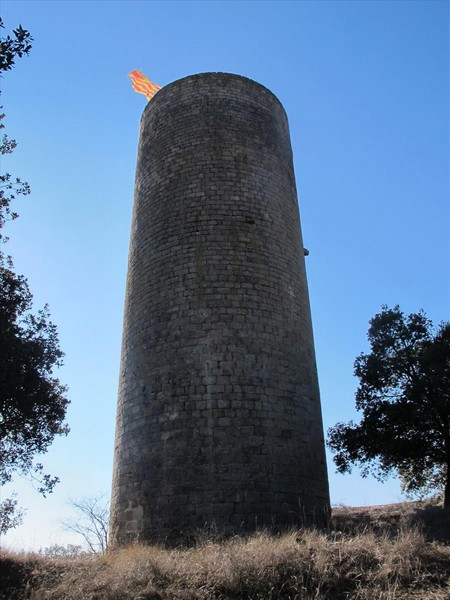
[110,73,329,546]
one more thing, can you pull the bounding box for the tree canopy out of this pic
[328,306,450,508]
[0,19,69,533]
[0,17,33,73]
[1,16,32,239]
[0,259,69,491]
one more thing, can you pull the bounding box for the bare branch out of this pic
[61,494,109,554]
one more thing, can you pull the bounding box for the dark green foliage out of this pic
[0,20,69,533]
[0,252,69,536]
[0,112,31,241]
[0,256,69,492]
[328,306,450,507]
[0,110,31,240]
[0,493,24,535]
[0,18,33,73]
[0,17,32,241]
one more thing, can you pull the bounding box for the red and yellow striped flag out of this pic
[128,70,161,101]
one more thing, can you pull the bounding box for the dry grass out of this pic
[1,503,450,600]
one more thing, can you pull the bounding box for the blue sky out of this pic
[1,0,448,551]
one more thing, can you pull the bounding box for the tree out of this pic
[0,259,69,488]
[0,18,33,73]
[1,17,32,241]
[0,493,24,535]
[40,543,84,558]
[62,495,109,554]
[328,306,450,508]
[0,19,69,533]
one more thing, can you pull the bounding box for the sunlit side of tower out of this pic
[110,73,330,545]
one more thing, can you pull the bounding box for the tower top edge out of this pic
[142,72,286,117]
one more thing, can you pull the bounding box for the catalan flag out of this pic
[128,70,161,101]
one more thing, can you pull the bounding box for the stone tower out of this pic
[110,73,329,546]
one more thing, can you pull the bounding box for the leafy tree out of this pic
[0,258,69,487]
[328,306,450,508]
[0,493,24,535]
[0,18,33,73]
[1,16,32,241]
[0,19,69,533]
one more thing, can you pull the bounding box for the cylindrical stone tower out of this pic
[110,72,329,546]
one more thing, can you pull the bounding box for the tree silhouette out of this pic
[328,306,450,508]
[0,18,69,533]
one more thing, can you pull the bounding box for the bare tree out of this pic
[62,494,109,554]
[40,543,83,558]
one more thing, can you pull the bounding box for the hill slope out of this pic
[1,502,449,599]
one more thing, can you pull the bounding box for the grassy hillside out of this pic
[1,502,449,599]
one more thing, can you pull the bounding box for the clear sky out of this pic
[1,0,448,551]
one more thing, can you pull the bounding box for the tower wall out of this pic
[110,73,329,545]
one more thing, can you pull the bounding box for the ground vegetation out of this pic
[1,502,449,599]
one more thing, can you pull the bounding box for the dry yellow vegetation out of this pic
[1,502,449,599]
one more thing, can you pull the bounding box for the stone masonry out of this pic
[110,73,330,546]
